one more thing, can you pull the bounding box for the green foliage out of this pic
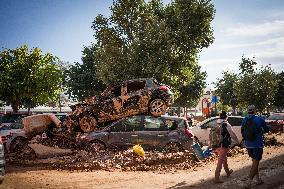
[84,0,215,105]
[214,56,280,113]
[214,71,238,113]
[235,59,279,112]
[0,45,62,112]
[273,71,284,110]
[63,45,106,101]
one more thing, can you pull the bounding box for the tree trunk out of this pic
[11,102,19,113]
[232,106,236,115]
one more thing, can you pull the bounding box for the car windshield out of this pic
[268,114,284,120]
[196,117,217,127]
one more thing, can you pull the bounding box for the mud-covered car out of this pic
[65,78,174,132]
[77,115,193,152]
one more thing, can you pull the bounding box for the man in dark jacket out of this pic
[241,105,269,188]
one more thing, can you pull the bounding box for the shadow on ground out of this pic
[167,153,284,189]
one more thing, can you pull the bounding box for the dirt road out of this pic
[1,134,284,189]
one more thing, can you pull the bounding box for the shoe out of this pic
[226,169,233,177]
[214,179,224,184]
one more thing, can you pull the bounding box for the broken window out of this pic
[124,116,143,132]
[127,81,145,94]
[144,116,166,131]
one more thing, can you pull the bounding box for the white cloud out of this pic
[218,36,284,49]
[223,20,284,37]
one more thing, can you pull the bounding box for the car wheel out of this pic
[9,137,28,153]
[79,115,97,132]
[149,99,167,116]
[164,142,183,153]
[88,140,106,153]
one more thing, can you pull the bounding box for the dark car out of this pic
[0,140,4,184]
[65,78,174,132]
[77,115,194,152]
[190,116,244,146]
[266,113,284,133]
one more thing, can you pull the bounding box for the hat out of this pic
[248,105,256,113]
[219,111,228,119]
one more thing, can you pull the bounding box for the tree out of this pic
[235,57,279,113]
[87,0,215,104]
[0,45,62,113]
[273,71,284,110]
[214,71,238,114]
[63,45,106,102]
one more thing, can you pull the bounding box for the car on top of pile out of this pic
[65,78,174,133]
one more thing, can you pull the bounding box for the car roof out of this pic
[161,115,187,121]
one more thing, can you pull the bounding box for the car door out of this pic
[107,116,142,149]
[122,80,148,114]
[227,117,243,141]
[198,118,218,145]
[99,85,123,121]
[137,116,167,150]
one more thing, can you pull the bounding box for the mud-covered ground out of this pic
[1,133,284,189]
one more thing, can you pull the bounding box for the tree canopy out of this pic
[65,0,215,105]
[214,56,280,113]
[0,45,62,112]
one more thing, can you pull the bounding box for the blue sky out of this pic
[0,0,283,85]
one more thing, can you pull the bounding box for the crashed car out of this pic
[65,78,174,132]
[0,114,61,154]
[77,115,194,152]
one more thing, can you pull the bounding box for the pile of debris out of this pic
[264,133,284,146]
[51,150,198,172]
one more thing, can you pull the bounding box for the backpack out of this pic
[209,122,231,147]
[241,116,258,141]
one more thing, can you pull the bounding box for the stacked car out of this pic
[68,78,194,152]
[65,78,174,132]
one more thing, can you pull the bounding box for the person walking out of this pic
[210,111,239,184]
[241,105,269,188]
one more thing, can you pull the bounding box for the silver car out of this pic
[190,116,244,146]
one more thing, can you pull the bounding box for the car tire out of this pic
[79,115,97,132]
[9,137,28,153]
[87,140,106,153]
[149,99,167,116]
[164,142,183,153]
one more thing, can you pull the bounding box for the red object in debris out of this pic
[159,85,169,91]
[0,135,6,143]
[184,128,193,138]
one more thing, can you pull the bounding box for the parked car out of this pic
[0,139,5,184]
[0,113,27,128]
[266,113,284,133]
[190,116,244,146]
[65,78,174,132]
[77,115,194,153]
